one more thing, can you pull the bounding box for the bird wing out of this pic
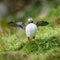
[8,21,26,30]
[36,21,49,27]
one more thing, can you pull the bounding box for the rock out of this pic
[16,11,25,19]
[0,3,8,19]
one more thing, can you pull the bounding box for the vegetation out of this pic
[0,0,60,60]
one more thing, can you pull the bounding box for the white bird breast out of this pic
[25,23,37,37]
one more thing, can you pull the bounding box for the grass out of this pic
[0,26,60,52]
[0,26,60,60]
[22,27,60,54]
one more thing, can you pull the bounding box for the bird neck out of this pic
[28,21,33,24]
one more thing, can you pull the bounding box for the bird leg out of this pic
[27,36,35,42]
[28,37,31,41]
[32,36,35,39]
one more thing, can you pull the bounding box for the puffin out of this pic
[8,18,49,41]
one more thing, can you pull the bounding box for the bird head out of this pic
[28,18,33,24]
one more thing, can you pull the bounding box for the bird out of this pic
[8,18,49,41]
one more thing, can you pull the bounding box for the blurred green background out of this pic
[0,0,60,60]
